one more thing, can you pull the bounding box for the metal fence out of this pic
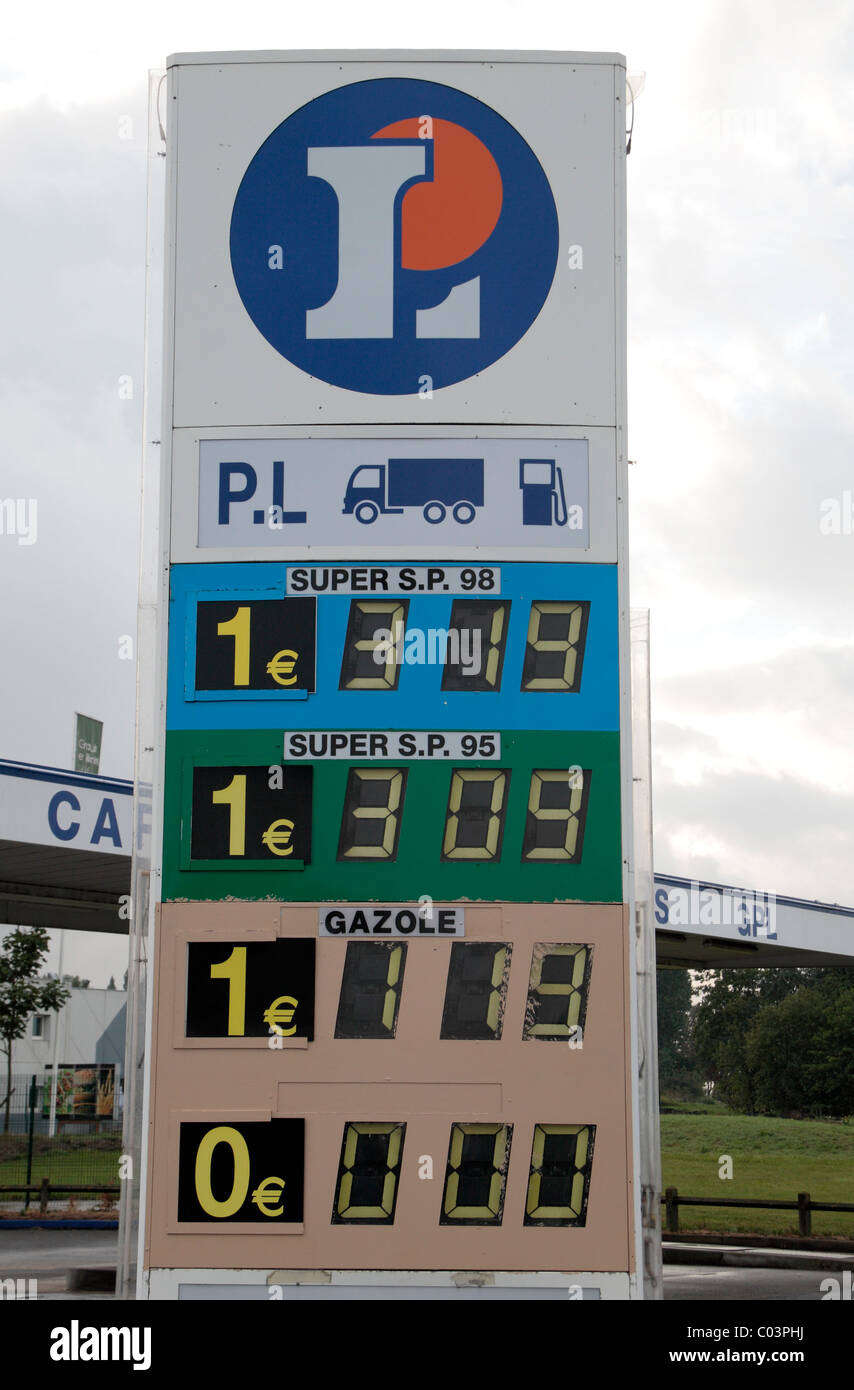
[0,1071,122,1211]
[663,1186,854,1237]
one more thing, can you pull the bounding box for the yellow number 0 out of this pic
[194,1126,250,1218]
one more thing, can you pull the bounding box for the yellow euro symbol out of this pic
[262,818,294,856]
[264,995,298,1037]
[250,1175,286,1218]
[267,649,299,686]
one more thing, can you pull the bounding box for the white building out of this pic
[12,985,126,1075]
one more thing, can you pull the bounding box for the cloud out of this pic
[0,95,146,775]
[651,642,854,899]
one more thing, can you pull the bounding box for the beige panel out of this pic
[276,1084,503,1111]
[146,902,634,1273]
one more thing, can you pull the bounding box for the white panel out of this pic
[170,425,617,563]
[146,1266,629,1299]
[197,438,589,550]
[0,768,132,855]
[168,56,620,428]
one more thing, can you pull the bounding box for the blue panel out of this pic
[167,562,619,732]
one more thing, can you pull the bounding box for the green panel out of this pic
[162,728,622,904]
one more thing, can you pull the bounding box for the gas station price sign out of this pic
[148,903,629,1272]
[168,562,618,733]
[164,556,623,902]
[140,49,637,1301]
[163,728,620,902]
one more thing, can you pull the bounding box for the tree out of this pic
[656,969,702,1097]
[62,975,90,989]
[691,972,766,1112]
[746,982,854,1118]
[107,976,117,991]
[0,928,70,1132]
[692,966,854,1115]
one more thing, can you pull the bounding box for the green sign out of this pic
[74,714,103,775]
[162,727,622,904]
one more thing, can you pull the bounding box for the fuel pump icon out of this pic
[519,458,568,526]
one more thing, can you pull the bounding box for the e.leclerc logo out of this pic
[230,78,559,395]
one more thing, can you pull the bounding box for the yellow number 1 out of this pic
[217,606,251,686]
[210,946,247,1036]
[211,773,247,857]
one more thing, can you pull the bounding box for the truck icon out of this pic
[343,458,484,525]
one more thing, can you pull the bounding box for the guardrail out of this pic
[662,1186,854,1237]
[0,1182,120,1215]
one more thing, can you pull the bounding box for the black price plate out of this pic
[193,597,316,696]
[186,764,312,869]
[185,939,315,1039]
[177,1119,304,1223]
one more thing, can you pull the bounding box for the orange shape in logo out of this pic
[371,117,503,271]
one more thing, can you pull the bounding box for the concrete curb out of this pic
[664,1231,854,1253]
[664,1242,854,1272]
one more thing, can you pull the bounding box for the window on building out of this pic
[32,1015,49,1040]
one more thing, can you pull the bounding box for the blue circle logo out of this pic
[230,79,559,395]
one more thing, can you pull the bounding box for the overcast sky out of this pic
[1,0,853,983]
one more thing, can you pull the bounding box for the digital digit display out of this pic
[521,600,589,692]
[524,1123,595,1226]
[440,943,511,1039]
[339,600,408,690]
[332,1122,405,1223]
[441,1123,512,1224]
[189,765,312,865]
[335,942,407,1038]
[524,944,592,1040]
[442,768,509,861]
[185,939,315,1038]
[177,1119,304,1223]
[337,768,407,861]
[522,768,591,862]
[441,599,510,691]
[194,598,316,693]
